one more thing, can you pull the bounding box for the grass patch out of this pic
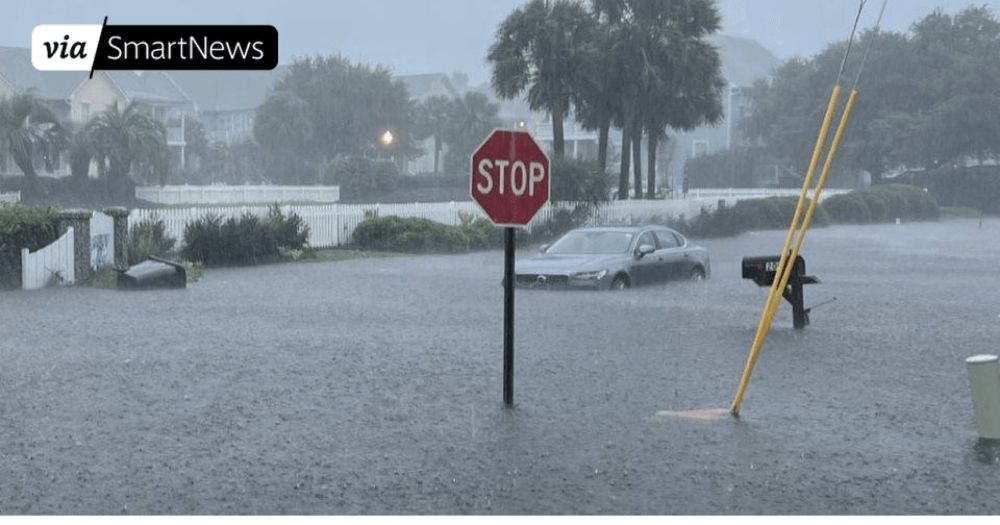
[297,248,399,264]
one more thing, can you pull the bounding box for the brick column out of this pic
[103,207,130,270]
[56,209,93,282]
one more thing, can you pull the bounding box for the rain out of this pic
[1,0,1000,516]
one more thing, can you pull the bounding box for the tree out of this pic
[87,102,168,199]
[0,92,63,198]
[65,126,93,187]
[414,95,454,174]
[183,117,208,170]
[742,6,1000,184]
[442,92,502,174]
[254,55,420,182]
[488,0,598,160]
[593,0,724,199]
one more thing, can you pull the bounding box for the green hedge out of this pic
[352,216,471,253]
[672,184,935,239]
[0,205,58,288]
[181,206,309,266]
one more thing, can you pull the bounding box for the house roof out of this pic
[169,68,287,112]
[102,70,191,105]
[0,46,84,101]
[709,34,781,88]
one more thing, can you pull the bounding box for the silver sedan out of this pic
[515,225,711,290]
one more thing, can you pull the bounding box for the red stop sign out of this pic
[471,130,550,227]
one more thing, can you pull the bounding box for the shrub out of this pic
[854,191,889,222]
[822,193,872,224]
[352,215,469,253]
[127,215,177,265]
[181,206,309,266]
[325,156,401,201]
[0,205,58,288]
[459,213,505,250]
[870,184,939,220]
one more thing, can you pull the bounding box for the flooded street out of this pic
[2,218,999,513]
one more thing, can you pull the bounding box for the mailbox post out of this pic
[742,254,820,329]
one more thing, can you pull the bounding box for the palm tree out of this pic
[595,0,724,199]
[0,92,63,198]
[575,12,621,177]
[488,0,597,161]
[87,102,168,199]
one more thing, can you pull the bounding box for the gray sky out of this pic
[4,0,998,85]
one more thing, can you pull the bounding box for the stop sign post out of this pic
[471,129,550,407]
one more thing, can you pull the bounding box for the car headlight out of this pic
[572,270,607,280]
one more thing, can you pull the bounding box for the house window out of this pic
[80,103,90,122]
[692,140,710,158]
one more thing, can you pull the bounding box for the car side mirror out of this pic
[538,243,550,253]
[636,244,655,259]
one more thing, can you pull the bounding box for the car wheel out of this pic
[610,275,630,291]
[690,266,706,281]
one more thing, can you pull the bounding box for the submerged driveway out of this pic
[2,218,1000,514]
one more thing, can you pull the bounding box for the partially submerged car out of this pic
[515,225,710,290]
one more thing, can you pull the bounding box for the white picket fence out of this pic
[21,227,75,290]
[136,185,341,205]
[0,191,20,204]
[131,193,828,250]
[686,188,848,200]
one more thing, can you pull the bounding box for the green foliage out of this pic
[352,216,470,253]
[869,184,940,220]
[551,159,611,204]
[325,156,401,201]
[254,55,419,184]
[181,206,309,266]
[744,7,1000,182]
[0,205,57,288]
[86,102,168,198]
[488,0,597,160]
[822,194,872,224]
[0,93,64,200]
[670,186,934,238]
[458,212,505,250]
[684,146,778,188]
[127,215,177,265]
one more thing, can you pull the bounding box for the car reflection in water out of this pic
[515,225,711,290]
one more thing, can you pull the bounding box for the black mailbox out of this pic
[741,254,820,329]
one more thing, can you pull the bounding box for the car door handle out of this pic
[683,253,690,258]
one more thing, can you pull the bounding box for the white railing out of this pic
[130,195,775,250]
[21,227,75,290]
[90,212,114,269]
[685,188,849,200]
[135,185,341,205]
[0,191,20,204]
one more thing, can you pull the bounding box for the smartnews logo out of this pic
[32,20,278,73]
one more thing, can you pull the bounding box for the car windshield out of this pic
[546,231,634,254]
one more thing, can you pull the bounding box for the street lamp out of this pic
[380,130,395,147]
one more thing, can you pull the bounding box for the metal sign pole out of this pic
[503,226,515,407]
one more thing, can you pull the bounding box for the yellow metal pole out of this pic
[790,89,859,271]
[730,89,860,415]
[729,85,842,415]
